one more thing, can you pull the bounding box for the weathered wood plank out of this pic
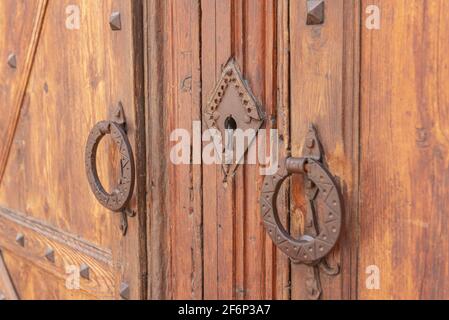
[200,0,280,300]
[289,0,360,300]
[0,251,19,300]
[202,0,235,299]
[275,0,292,301]
[146,0,203,299]
[0,206,114,298]
[145,0,170,300]
[0,0,147,300]
[113,0,148,301]
[165,0,203,299]
[359,0,449,299]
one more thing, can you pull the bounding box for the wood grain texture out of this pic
[2,250,98,300]
[0,0,48,183]
[0,0,146,300]
[275,0,293,300]
[0,251,19,300]
[289,0,360,299]
[359,0,449,299]
[145,0,203,299]
[145,0,170,300]
[0,206,114,298]
[0,0,39,149]
[0,206,112,264]
[146,0,288,300]
[166,0,203,300]
[201,0,234,299]
[201,0,280,300]
[114,0,147,301]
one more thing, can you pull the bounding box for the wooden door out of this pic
[0,0,146,300]
[2,0,449,301]
[145,0,358,300]
[145,0,449,300]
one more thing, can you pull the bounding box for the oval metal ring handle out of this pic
[85,120,135,213]
[260,156,342,265]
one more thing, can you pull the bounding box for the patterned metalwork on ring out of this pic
[260,157,342,264]
[85,121,135,212]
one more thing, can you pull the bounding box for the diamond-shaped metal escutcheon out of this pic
[204,59,264,176]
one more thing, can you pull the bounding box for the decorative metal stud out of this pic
[109,12,122,30]
[15,233,25,247]
[80,264,90,280]
[44,247,55,263]
[7,53,17,69]
[306,0,325,25]
[119,282,130,300]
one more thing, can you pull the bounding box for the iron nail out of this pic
[119,282,130,300]
[80,263,90,280]
[109,12,122,30]
[45,247,55,263]
[7,53,17,68]
[306,0,325,25]
[16,233,25,247]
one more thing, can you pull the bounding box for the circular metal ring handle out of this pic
[260,157,342,265]
[85,121,135,212]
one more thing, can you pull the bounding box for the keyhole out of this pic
[224,115,237,130]
[224,116,237,164]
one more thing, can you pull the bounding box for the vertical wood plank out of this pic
[202,0,235,299]
[115,0,148,300]
[289,0,360,300]
[359,0,449,299]
[243,0,269,300]
[275,0,292,301]
[145,0,170,300]
[233,0,246,300]
[201,0,219,299]
[146,0,203,300]
[201,0,279,300]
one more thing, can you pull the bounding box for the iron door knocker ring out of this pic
[260,156,342,264]
[260,125,343,299]
[85,104,135,235]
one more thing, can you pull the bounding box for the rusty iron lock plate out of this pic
[204,59,264,177]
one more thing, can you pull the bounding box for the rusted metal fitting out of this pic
[286,157,307,174]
